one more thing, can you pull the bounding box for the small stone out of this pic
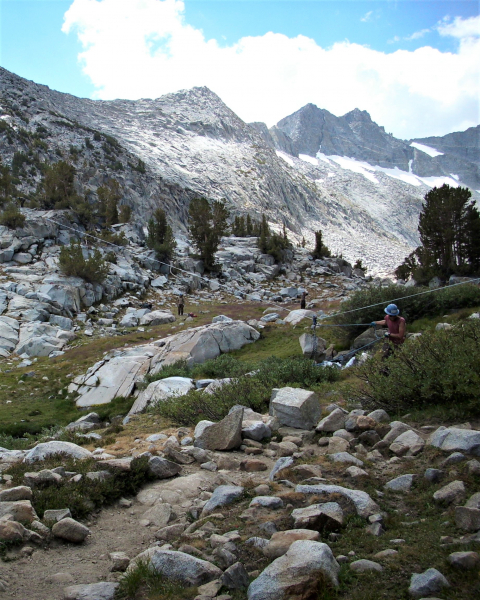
[110,551,130,572]
[241,459,268,472]
[220,562,250,589]
[250,496,283,510]
[466,459,480,475]
[454,506,480,532]
[374,549,398,559]
[350,559,383,572]
[441,452,466,466]
[0,486,32,502]
[345,466,368,479]
[424,468,444,483]
[63,582,119,600]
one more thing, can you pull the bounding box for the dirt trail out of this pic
[1,500,153,600]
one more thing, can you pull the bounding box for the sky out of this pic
[0,0,479,139]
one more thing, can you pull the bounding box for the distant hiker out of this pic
[300,290,309,309]
[178,294,184,316]
[371,303,406,358]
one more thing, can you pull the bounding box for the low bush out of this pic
[332,283,480,344]
[351,320,480,415]
[4,455,153,520]
[153,355,339,425]
[59,242,110,283]
[0,203,25,229]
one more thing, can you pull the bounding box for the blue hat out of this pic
[385,303,400,316]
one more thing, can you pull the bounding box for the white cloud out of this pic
[361,11,373,23]
[62,0,480,139]
[437,14,480,38]
[405,28,431,41]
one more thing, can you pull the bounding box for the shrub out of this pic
[59,242,110,283]
[119,204,131,223]
[4,455,153,519]
[351,320,480,415]
[332,283,480,344]
[153,355,339,425]
[0,203,25,228]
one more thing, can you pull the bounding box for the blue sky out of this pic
[1,1,479,137]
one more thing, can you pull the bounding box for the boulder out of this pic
[408,568,449,598]
[139,310,175,326]
[63,582,119,600]
[0,519,28,542]
[52,518,90,543]
[454,507,480,532]
[296,484,379,518]
[220,561,250,589]
[0,500,38,522]
[147,456,182,479]
[24,441,92,463]
[383,421,411,444]
[328,452,364,467]
[74,349,156,408]
[0,485,32,502]
[448,551,480,570]
[433,480,465,505]
[263,530,320,559]
[139,548,222,586]
[194,409,243,451]
[389,430,425,456]
[269,387,321,430]
[130,377,194,415]
[284,310,315,326]
[316,408,347,433]
[250,496,284,510]
[298,333,327,361]
[201,485,244,516]
[248,540,339,599]
[385,475,415,493]
[142,503,172,528]
[291,502,343,531]
[429,426,480,455]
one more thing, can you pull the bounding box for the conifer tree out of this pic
[146,208,176,263]
[97,179,121,226]
[396,184,480,281]
[188,197,229,270]
[312,230,331,259]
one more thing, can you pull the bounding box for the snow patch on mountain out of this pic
[410,142,444,157]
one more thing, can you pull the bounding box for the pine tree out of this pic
[246,214,253,236]
[97,179,121,226]
[42,161,76,209]
[396,184,480,281]
[312,230,331,259]
[146,208,176,263]
[188,197,229,270]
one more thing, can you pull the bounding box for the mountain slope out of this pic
[1,67,478,275]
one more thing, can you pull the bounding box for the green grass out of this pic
[115,560,198,600]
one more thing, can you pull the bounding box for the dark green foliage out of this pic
[232,214,261,237]
[332,282,480,344]
[312,230,331,259]
[41,160,76,209]
[257,214,292,262]
[11,151,32,176]
[99,230,128,246]
[119,204,132,223]
[146,207,176,263]
[85,137,94,150]
[131,158,146,174]
[0,203,25,229]
[188,197,229,270]
[97,179,121,226]
[396,184,480,282]
[0,161,14,205]
[353,259,366,272]
[153,355,339,425]
[4,455,153,520]
[69,195,95,228]
[352,320,480,415]
[59,242,110,283]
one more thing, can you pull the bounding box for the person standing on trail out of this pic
[178,294,185,316]
[371,303,406,348]
[300,290,309,309]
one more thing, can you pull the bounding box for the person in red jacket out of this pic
[371,303,406,358]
